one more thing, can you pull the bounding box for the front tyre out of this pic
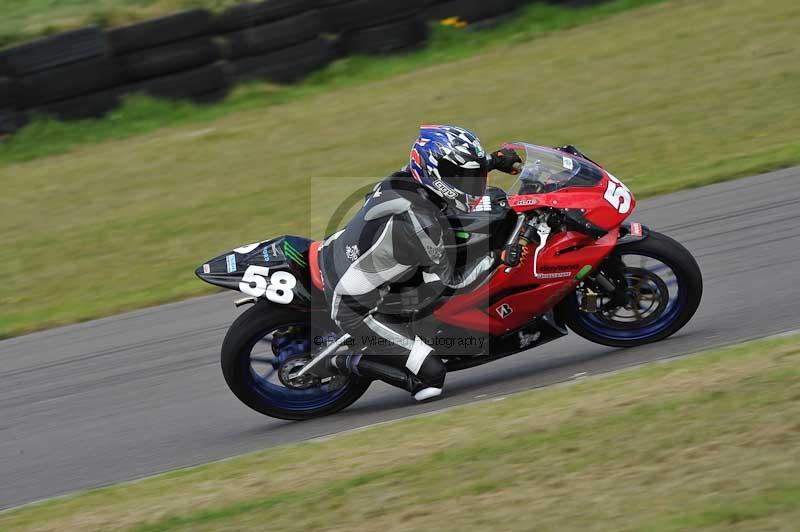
[221,303,370,421]
[558,230,702,348]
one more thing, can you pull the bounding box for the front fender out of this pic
[617,222,649,245]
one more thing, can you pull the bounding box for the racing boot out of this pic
[326,338,446,401]
[402,337,446,401]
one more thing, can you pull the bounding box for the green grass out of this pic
[2,0,800,338]
[2,334,799,531]
[0,1,668,164]
[0,0,244,49]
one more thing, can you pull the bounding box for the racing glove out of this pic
[488,147,522,174]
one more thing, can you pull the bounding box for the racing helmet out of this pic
[409,124,488,212]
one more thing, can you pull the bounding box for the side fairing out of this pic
[195,235,316,310]
[434,230,619,336]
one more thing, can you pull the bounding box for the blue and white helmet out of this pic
[409,124,488,212]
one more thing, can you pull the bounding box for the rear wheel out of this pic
[558,230,702,347]
[221,303,370,420]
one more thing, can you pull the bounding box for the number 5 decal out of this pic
[239,266,296,304]
[604,174,632,214]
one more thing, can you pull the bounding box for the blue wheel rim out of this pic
[241,323,355,412]
[572,251,687,341]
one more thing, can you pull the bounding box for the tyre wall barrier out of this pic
[0,0,606,136]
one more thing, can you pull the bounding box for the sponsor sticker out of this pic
[263,247,270,263]
[345,245,360,262]
[541,264,579,272]
[472,196,492,212]
[516,198,539,206]
[432,180,458,199]
[202,263,211,274]
[536,264,577,279]
[630,222,643,237]
[535,272,572,279]
[425,243,444,264]
[226,254,236,273]
[496,303,513,319]
[283,241,307,267]
[562,156,574,170]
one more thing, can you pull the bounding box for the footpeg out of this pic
[292,333,351,380]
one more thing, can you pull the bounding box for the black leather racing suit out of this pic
[318,170,496,394]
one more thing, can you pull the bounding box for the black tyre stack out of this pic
[0,27,117,126]
[321,0,431,56]
[111,9,231,104]
[0,0,608,136]
[217,0,334,84]
[0,69,26,136]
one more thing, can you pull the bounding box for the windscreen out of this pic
[506,143,604,195]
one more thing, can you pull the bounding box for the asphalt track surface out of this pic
[2,168,800,510]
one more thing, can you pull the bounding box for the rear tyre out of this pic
[221,303,370,421]
[558,230,702,347]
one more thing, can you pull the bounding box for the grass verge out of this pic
[2,0,800,338]
[2,333,799,531]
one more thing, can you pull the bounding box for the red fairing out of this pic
[509,169,636,231]
[434,230,619,335]
[434,166,635,335]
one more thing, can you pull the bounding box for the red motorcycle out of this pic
[197,143,702,420]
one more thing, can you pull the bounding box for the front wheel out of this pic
[221,303,371,421]
[557,230,702,348]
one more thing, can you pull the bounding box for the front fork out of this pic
[577,250,632,313]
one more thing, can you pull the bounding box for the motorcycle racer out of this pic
[318,125,521,400]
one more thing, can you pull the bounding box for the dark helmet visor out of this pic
[437,158,488,197]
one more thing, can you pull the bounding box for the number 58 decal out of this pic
[603,173,632,214]
[239,266,296,304]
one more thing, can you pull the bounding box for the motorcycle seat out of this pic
[309,240,324,291]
